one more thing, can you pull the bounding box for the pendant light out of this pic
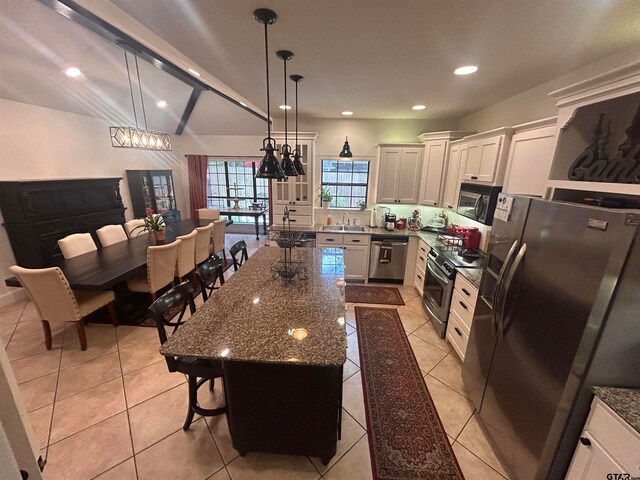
[339,137,353,159]
[254,9,285,179]
[290,74,306,175]
[109,44,171,151]
[277,50,298,177]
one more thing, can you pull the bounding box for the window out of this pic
[321,160,370,208]
[206,160,269,223]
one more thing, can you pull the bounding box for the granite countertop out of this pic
[160,246,347,367]
[270,223,441,243]
[457,267,483,290]
[592,387,640,434]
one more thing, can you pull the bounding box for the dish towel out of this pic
[379,242,392,263]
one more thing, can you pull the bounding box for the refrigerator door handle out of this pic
[492,240,519,336]
[498,243,527,339]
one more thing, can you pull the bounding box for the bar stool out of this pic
[196,257,225,302]
[147,281,226,430]
[229,240,248,271]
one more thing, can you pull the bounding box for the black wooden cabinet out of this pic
[126,170,180,224]
[0,178,126,268]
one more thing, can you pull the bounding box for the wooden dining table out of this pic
[4,219,215,291]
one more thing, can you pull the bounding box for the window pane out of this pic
[321,159,370,209]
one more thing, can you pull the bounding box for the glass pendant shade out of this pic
[339,137,353,159]
[281,144,298,177]
[257,138,285,179]
[292,149,306,175]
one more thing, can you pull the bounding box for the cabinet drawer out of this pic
[316,233,343,245]
[447,310,469,361]
[450,289,474,331]
[414,265,425,296]
[585,398,640,472]
[454,274,479,306]
[417,240,430,257]
[285,215,313,226]
[273,204,312,216]
[416,246,428,273]
[344,234,370,245]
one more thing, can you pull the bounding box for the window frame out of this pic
[320,159,370,209]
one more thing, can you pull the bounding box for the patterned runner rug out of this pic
[345,285,405,305]
[355,306,464,479]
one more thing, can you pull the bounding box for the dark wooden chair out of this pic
[196,256,225,302]
[229,240,249,271]
[147,281,226,430]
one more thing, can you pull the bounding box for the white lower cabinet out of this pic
[446,273,479,361]
[566,397,640,479]
[317,234,370,282]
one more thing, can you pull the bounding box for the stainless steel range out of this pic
[422,244,484,337]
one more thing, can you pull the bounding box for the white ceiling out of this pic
[109,0,640,120]
[0,0,265,135]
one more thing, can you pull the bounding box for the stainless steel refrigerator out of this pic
[462,195,640,480]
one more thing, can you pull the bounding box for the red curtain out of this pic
[187,154,208,219]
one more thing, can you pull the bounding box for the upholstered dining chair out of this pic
[175,229,197,283]
[229,240,249,271]
[211,219,227,262]
[196,208,220,221]
[126,240,181,302]
[9,265,118,351]
[147,281,226,430]
[96,224,128,247]
[194,223,214,266]
[196,256,225,302]
[124,218,146,238]
[58,233,97,259]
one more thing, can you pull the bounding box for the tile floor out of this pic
[1,234,511,480]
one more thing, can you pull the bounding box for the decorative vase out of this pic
[322,201,329,209]
[154,230,165,242]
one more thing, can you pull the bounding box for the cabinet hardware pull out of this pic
[326,239,334,242]
[290,209,297,212]
[419,256,424,261]
[471,176,478,180]
[462,288,470,296]
[417,274,422,280]
[459,301,468,309]
[454,327,462,336]
[579,437,591,446]
[352,240,361,243]
[290,219,297,222]
[447,206,453,209]
[420,247,426,252]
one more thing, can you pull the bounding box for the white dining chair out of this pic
[124,218,147,238]
[196,208,220,221]
[126,240,181,302]
[175,229,197,282]
[96,225,128,247]
[9,265,118,351]
[58,233,97,259]
[194,223,214,266]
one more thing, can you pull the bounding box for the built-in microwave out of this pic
[456,183,502,226]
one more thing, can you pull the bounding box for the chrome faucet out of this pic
[342,212,351,226]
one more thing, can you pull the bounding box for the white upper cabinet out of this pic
[376,146,423,204]
[271,132,317,210]
[503,118,557,196]
[462,135,504,183]
[419,141,446,206]
[442,145,462,210]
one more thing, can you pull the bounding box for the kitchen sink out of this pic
[321,225,344,231]
[321,225,366,232]
[343,225,366,232]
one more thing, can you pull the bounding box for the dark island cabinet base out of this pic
[222,361,343,464]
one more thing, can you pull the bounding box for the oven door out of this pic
[422,259,453,337]
[457,190,488,223]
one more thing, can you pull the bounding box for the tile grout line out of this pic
[41,322,66,462]
[452,439,509,480]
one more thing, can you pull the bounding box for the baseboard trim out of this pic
[0,289,27,308]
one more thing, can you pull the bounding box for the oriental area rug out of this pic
[345,285,405,306]
[355,306,464,480]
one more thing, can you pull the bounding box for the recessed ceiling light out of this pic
[188,68,200,77]
[239,101,247,107]
[65,67,81,78]
[278,104,292,110]
[454,65,478,75]
[341,111,354,116]
[412,105,426,110]
[156,100,167,108]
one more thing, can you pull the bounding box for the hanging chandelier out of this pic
[290,74,306,175]
[110,45,171,151]
[339,137,353,159]
[277,50,298,177]
[254,9,285,179]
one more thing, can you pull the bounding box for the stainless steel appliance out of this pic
[422,244,484,337]
[462,195,640,480]
[368,235,408,282]
[457,183,502,225]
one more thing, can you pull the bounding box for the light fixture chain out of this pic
[123,50,138,128]
[133,53,149,131]
[295,79,298,148]
[283,57,288,146]
[264,23,271,138]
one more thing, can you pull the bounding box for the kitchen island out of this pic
[160,246,347,464]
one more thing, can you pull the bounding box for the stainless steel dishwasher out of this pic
[368,235,408,282]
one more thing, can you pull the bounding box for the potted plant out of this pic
[319,187,333,208]
[132,207,166,242]
[356,200,367,211]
